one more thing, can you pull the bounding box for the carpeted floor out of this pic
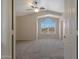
[16,39,64,59]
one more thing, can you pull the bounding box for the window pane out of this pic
[40,17,56,33]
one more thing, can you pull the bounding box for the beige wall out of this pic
[16,15,36,40]
[16,11,62,40]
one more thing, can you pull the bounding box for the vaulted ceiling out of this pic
[16,0,64,16]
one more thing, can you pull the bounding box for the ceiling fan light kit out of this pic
[26,0,45,13]
[34,8,40,12]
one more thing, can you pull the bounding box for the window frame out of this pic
[37,14,60,35]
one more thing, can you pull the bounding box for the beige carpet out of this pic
[16,39,64,59]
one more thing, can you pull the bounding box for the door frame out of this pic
[1,0,13,59]
[12,0,16,59]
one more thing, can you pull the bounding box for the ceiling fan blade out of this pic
[40,7,45,9]
[31,6,35,8]
[26,9,33,10]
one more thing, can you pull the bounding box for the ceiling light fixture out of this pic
[34,8,40,12]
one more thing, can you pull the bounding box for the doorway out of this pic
[1,0,77,59]
[12,0,77,59]
[15,0,64,59]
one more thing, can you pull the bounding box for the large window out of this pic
[40,17,56,34]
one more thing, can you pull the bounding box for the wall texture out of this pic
[16,11,62,40]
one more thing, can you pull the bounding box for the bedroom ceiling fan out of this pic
[26,0,46,12]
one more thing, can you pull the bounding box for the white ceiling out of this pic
[16,0,64,16]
